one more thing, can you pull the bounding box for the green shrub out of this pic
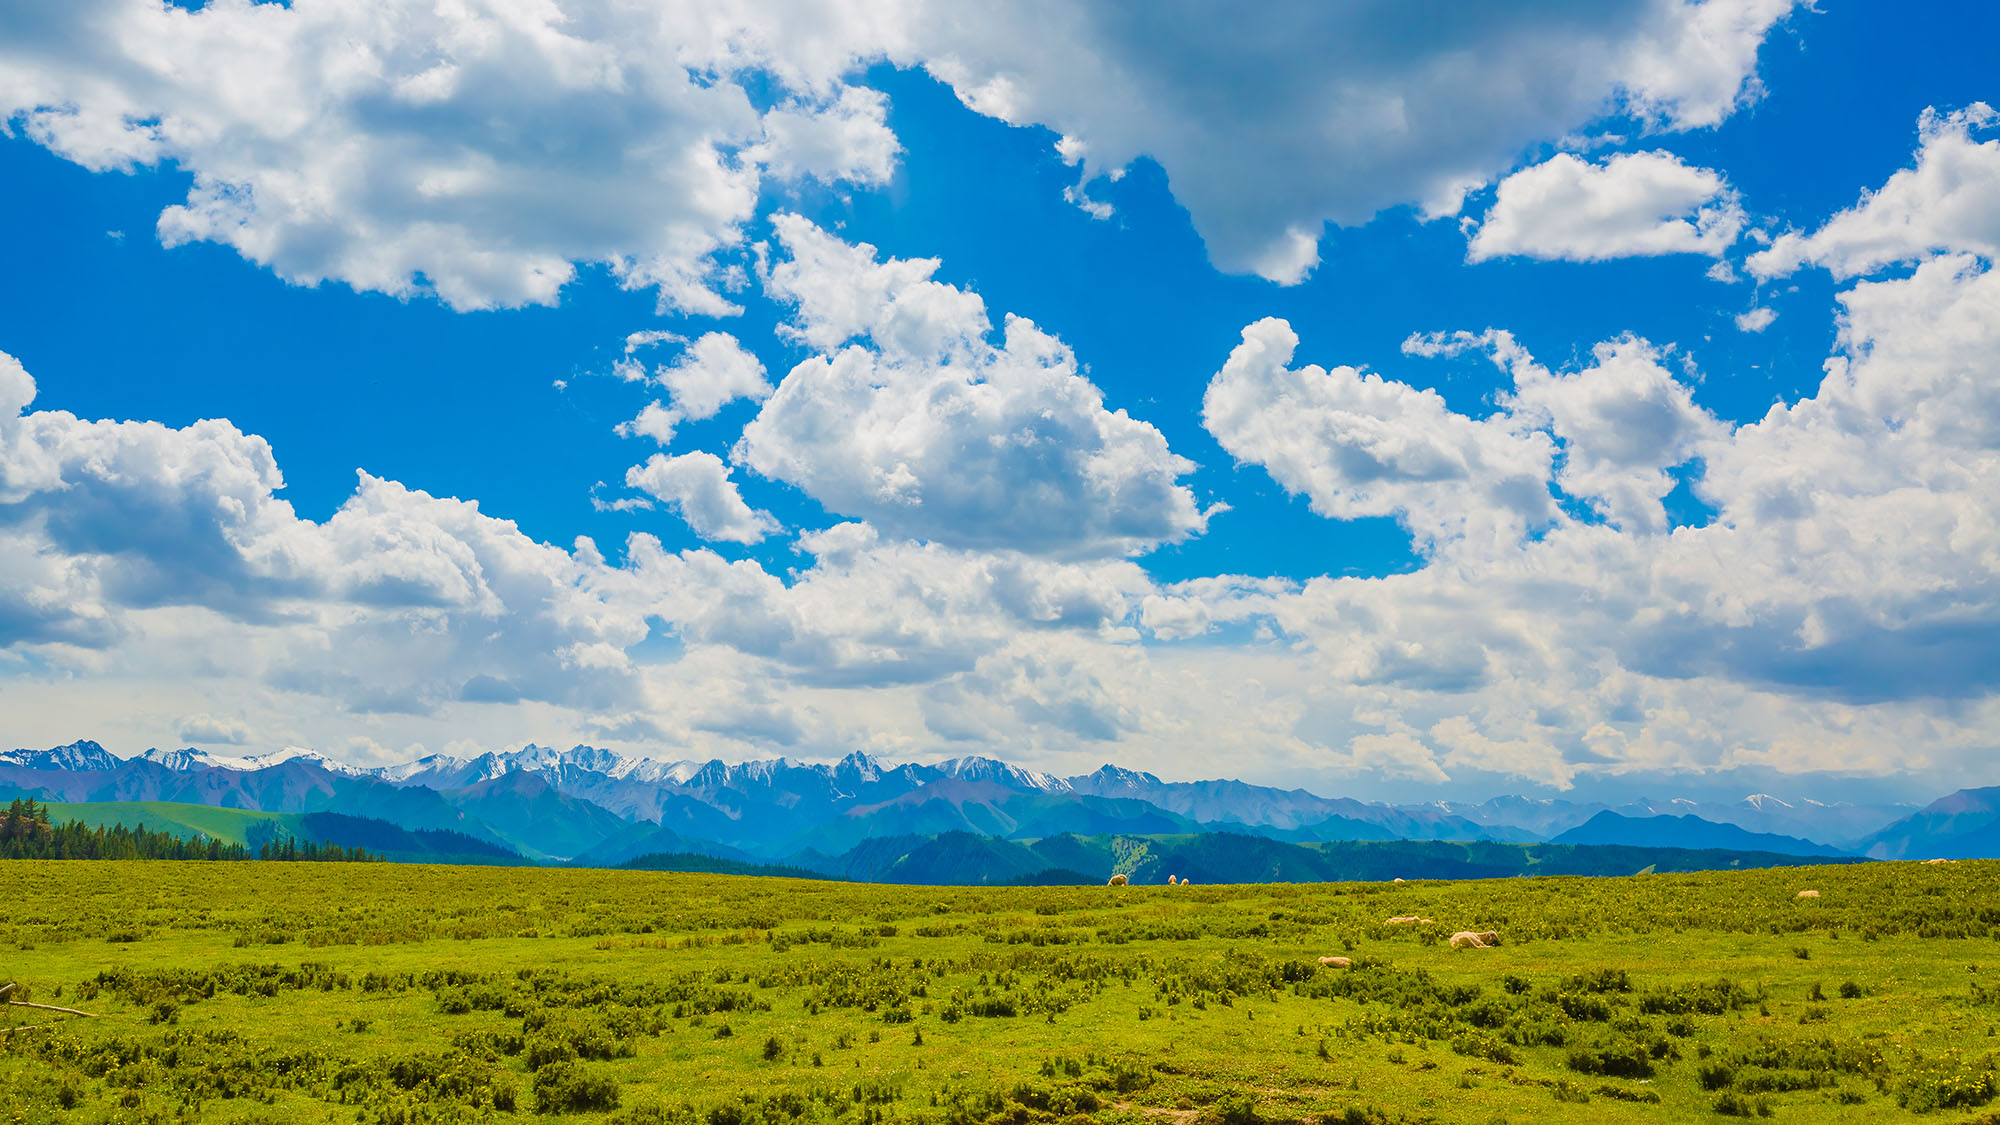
[533,1061,621,1114]
[1565,1040,1655,1078]
[1712,1091,1773,1116]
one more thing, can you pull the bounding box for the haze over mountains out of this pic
[2,740,1986,873]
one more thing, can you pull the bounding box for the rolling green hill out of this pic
[35,800,525,864]
[40,800,291,845]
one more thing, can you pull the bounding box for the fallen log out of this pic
[7,1000,99,1018]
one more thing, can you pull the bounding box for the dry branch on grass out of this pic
[2,984,101,1019]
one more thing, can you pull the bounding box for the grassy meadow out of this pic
[2,860,1997,1124]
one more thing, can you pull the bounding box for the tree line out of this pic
[0,799,377,862]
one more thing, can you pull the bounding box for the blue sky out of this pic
[2,0,1997,803]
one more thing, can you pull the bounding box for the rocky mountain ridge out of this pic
[0,739,1960,864]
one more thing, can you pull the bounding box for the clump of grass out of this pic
[533,1061,619,1114]
[1713,1091,1773,1117]
[1550,1080,1590,1104]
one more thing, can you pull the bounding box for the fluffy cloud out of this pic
[1467,151,1744,262]
[1207,320,1724,546]
[1750,104,2000,279]
[1735,307,1776,333]
[1,0,1798,306]
[7,251,2000,794]
[616,332,772,447]
[175,713,250,745]
[1203,318,1557,551]
[738,216,1209,558]
[0,0,903,313]
[914,0,1797,282]
[625,452,780,544]
[0,363,308,623]
[1177,240,2000,781]
[647,334,772,422]
[1406,329,1725,533]
[1506,338,1724,533]
[616,521,1150,690]
[0,351,653,717]
[9,5,2000,795]
[1693,253,2000,633]
[748,86,902,184]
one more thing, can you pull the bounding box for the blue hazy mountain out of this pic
[0,739,1927,869]
[1856,787,2000,860]
[1550,811,1852,858]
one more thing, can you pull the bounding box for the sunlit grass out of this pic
[0,859,1994,1123]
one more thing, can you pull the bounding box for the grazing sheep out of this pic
[1385,916,1433,925]
[1318,956,1352,968]
[1450,931,1500,950]
[1392,877,1405,883]
[1796,889,1819,899]
[1167,875,1179,885]
[1923,858,1952,865]
[1180,879,1193,885]
[1107,873,1128,887]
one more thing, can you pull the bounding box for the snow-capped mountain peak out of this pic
[833,751,884,784]
[140,746,357,774]
[936,755,1067,791]
[662,759,709,785]
[0,739,120,771]
[139,747,209,770]
[377,752,469,783]
[603,755,689,783]
[1077,763,1164,794]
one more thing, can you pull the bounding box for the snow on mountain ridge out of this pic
[138,745,359,774]
[0,740,120,771]
[937,755,1071,793]
[0,740,1922,851]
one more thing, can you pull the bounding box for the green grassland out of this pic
[2,860,1998,1124]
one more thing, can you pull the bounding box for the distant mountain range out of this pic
[1550,811,1849,858]
[1,738,1984,877]
[1855,786,2000,860]
[623,832,1867,886]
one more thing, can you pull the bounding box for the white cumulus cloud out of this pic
[1,0,1799,300]
[1458,330,1726,534]
[0,0,905,313]
[0,352,655,718]
[913,0,1797,283]
[650,334,773,422]
[1735,307,1777,333]
[737,216,1209,558]
[1749,104,2000,279]
[615,332,772,447]
[625,452,781,545]
[1469,150,1744,262]
[1203,318,1557,551]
